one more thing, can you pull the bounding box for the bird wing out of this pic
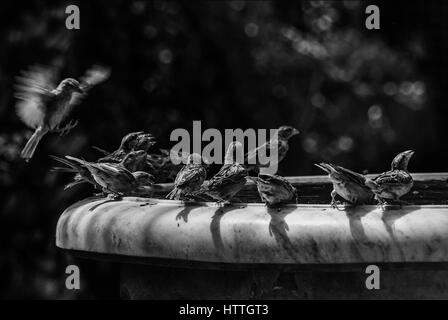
[175,165,204,188]
[208,164,247,190]
[14,65,58,128]
[69,65,111,107]
[373,170,412,185]
[259,174,295,193]
[334,165,366,185]
[90,162,135,180]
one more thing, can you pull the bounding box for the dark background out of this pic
[0,0,447,299]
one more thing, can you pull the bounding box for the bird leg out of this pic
[375,195,388,210]
[330,189,343,211]
[54,119,79,136]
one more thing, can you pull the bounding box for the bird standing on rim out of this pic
[166,153,207,200]
[15,65,110,161]
[64,155,154,198]
[249,174,297,206]
[197,141,248,203]
[51,150,150,190]
[365,150,415,206]
[314,162,374,209]
[244,126,300,174]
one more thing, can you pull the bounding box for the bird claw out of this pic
[107,193,122,201]
[55,119,79,136]
[374,196,388,211]
[330,200,344,211]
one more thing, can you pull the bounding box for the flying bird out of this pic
[315,162,374,209]
[64,155,154,197]
[196,141,248,203]
[166,153,206,200]
[365,150,415,206]
[15,65,110,161]
[244,126,299,173]
[249,174,297,206]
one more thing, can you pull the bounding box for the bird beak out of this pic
[292,128,300,136]
[405,150,415,158]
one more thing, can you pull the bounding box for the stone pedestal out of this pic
[56,174,448,299]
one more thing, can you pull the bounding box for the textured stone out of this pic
[57,197,448,264]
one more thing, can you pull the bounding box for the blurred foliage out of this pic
[0,0,446,298]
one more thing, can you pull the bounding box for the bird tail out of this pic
[166,187,182,200]
[65,155,87,166]
[21,127,48,161]
[314,162,334,174]
[92,146,110,156]
[50,155,88,176]
[64,179,87,190]
[364,178,378,191]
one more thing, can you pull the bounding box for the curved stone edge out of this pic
[56,197,448,264]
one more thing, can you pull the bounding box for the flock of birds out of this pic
[15,66,416,209]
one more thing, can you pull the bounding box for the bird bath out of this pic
[56,173,448,299]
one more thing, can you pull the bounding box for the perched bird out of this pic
[15,65,110,161]
[51,155,98,190]
[166,153,207,200]
[121,150,149,172]
[249,174,297,206]
[315,163,374,209]
[51,150,150,190]
[96,131,156,163]
[245,126,300,172]
[196,141,248,203]
[365,150,415,206]
[64,155,154,197]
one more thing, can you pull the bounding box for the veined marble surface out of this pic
[56,197,448,264]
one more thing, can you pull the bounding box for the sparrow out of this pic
[166,153,207,200]
[51,150,150,190]
[244,126,300,171]
[64,155,154,197]
[15,65,110,161]
[121,150,149,172]
[196,141,248,203]
[365,150,415,206]
[51,155,98,190]
[96,131,156,163]
[314,162,374,209]
[248,174,297,206]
